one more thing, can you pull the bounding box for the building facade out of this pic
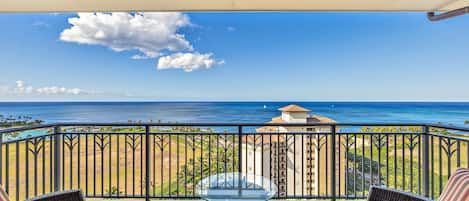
[241,104,345,196]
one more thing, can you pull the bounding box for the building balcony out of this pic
[0,123,468,201]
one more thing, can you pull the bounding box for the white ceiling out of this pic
[1,0,468,12]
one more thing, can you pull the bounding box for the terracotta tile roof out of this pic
[255,116,284,132]
[307,115,336,123]
[255,114,336,133]
[268,116,285,123]
[278,104,311,112]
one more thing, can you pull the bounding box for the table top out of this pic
[197,172,277,200]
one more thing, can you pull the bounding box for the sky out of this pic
[0,12,468,101]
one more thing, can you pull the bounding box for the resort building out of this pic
[242,105,345,196]
[256,104,335,132]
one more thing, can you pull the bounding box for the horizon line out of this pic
[0,100,469,103]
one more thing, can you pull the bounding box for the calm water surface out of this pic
[0,102,468,126]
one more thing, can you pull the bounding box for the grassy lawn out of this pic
[1,134,194,201]
[344,133,468,199]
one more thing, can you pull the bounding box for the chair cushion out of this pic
[438,168,469,201]
[0,185,9,201]
[367,186,430,201]
[25,190,84,201]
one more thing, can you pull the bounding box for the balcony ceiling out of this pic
[1,0,468,12]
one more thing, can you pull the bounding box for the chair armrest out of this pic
[25,190,84,201]
[367,186,433,201]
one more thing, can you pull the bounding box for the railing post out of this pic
[330,125,336,201]
[0,131,3,185]
[145,125,150,201]
[422,125,430,198]
[53,126,61,192]
[238,125,243,196]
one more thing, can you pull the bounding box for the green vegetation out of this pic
[345,124,469,199]
[105,186,123,196]
[1,121,217,201]
[152,133,238,195]
[0,115,43,128]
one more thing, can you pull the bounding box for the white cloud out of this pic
[36,86,82,95]
[14,80,34,94]
[12,80,84,95]
[0,80,140,100]
[60,12,225,72]
[131,54,154,60]
[60,12,192,59]
[32,21,49,27]
[227,26,236,31]
[157,52,224,72]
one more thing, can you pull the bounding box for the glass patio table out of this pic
[197,172,277,201]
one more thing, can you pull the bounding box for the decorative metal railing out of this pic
[0,123,468,201]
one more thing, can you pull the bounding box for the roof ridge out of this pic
[278,104,311,112]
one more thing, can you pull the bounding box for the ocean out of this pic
[0,102,468,126]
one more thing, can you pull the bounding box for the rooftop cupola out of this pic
[278,104,311,123]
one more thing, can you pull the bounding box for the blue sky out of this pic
[0,12,468,101]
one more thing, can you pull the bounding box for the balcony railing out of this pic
[0,123,468,201]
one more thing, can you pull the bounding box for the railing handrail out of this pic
[427,123,469,132]
[54,122,431,127]
[426,132,469,142]
[0,123,56,133]
[0,122,468,201]
[1,122,468,134]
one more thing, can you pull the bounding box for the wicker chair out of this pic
[25,190,84,201]
[367,186,432,201]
